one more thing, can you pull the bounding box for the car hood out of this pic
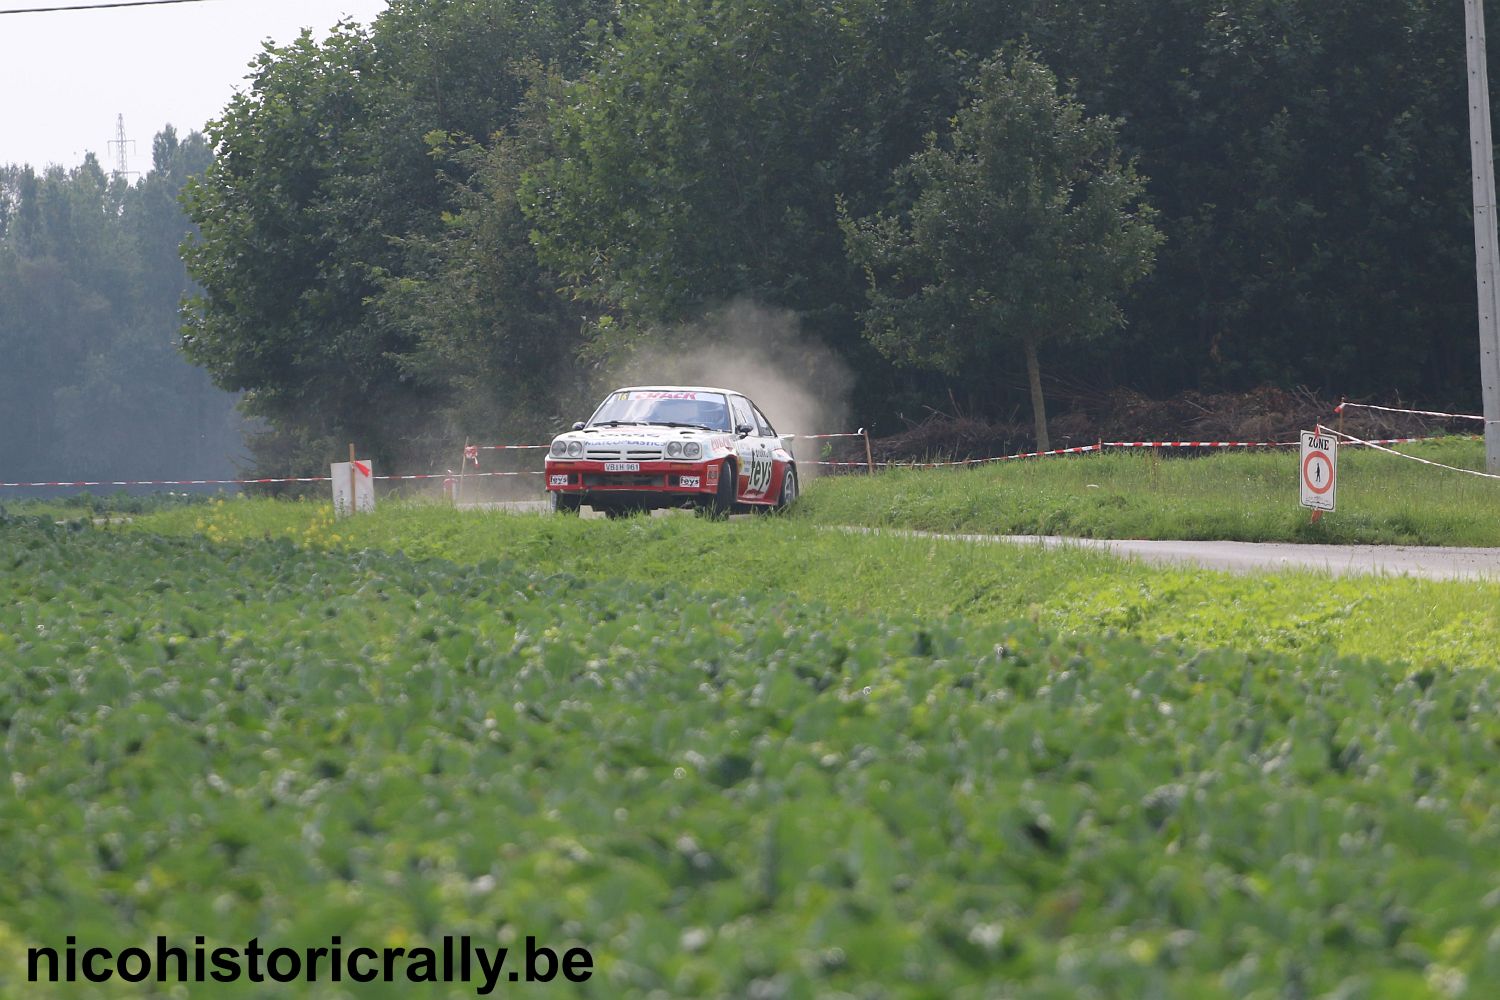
[552,426,725,446]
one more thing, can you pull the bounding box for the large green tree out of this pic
[182,0,612,474]
[842,51,1162,450]
[177,0,1500,454]
[371,72,597,442]
[520,0,1025,417]
[525,0,1496,418]
[1017,0,1490,402]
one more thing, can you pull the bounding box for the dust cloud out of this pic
[604,300,854,474]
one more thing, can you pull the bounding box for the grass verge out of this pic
[129,499,1500,671]
[797,438,1500,546]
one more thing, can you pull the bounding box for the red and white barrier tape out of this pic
[1,476,331,488]
[815,444,1102,469]
[0,470,548,489]
[475,433,868,448]
[1105,440,1295,449]
[954,444,1101,465]
[1334,401,1486,422]
[1104,437,1448,449]
[1322,426,1500,481]
[392,471,544,479]
[5,430,1483,490]
[809,435,1474,470]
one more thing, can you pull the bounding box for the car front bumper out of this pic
[544,459,717,495]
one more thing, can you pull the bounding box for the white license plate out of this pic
[603,462,641,472]
[549,474,569,486]
[680,476,701,488]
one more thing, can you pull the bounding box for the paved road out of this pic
[463,504,1500,580]
[837,527,1500,581]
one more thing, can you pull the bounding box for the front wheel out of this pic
[549,491,582,515]
[701,460,737,518]
[775,465,799,512]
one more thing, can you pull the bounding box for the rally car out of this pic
[544,386,798,517]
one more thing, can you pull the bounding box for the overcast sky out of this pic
[1,0,389,172]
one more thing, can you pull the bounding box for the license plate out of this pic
[548,474,570,486]
[679,476,701,488]
[603,462,640,472]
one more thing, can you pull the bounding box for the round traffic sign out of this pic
[1302,450,1334,495]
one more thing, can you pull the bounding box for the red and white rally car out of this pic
[544,386,798,517]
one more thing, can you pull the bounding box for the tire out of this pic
[704,460,737,518]
[549,491,582,515]
[775,464,798,512]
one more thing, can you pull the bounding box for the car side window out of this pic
[729,396,755,432]
[751,404,776,437]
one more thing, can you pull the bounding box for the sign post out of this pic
[1299,429,1337,517]
[1464,0,1500,473]
[331,447,375,516]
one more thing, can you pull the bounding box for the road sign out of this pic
[1299,430,1337,512]
[331,460,375,515]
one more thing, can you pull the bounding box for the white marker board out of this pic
[331,460,375,515]
[1299,430,1337,512]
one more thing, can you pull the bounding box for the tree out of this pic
[519,0,1023,418]
[181,1,614,474]
[1012,0,1490,404]
[370,71,596,443]
[841,50,1162,449]
[0,131,243,485]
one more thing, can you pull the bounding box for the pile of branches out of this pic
[867,387,1477,465]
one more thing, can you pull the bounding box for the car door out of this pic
[729,395,773,500]
[750,401,787,497]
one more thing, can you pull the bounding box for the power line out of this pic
[0,0,224,14]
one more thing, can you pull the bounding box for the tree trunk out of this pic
[1023,337,1050,452]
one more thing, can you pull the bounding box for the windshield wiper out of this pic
[653,421,721,431]
[594,420,649,427]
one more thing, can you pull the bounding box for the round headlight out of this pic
[683,442,702,460]
[550,440,568,457]
[566,440,584,458]
[666,441,682,458]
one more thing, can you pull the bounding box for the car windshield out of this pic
[588,390,732,431]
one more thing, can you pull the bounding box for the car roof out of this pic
[613,385,741,397]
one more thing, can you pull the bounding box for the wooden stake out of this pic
[456,438,469,506]
[347,442,357,515]
[861,427,875,474]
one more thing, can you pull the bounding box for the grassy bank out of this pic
[130,500,1500,670]
[798,438,1500,546]
[4,518,1500,997]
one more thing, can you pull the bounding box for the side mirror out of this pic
[572,421,586,431]
[736,423,753,438]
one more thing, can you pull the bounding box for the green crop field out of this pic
[800,438,1500,546]
[4,504,1500,997]
[132,499,1500,671]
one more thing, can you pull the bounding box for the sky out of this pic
[1,0,390,172]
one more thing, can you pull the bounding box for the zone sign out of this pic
[1299,430,1337,512]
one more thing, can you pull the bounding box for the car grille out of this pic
[584,474,665,487]
[585,446,663,461]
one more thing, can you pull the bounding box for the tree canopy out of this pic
[171,0,1500,468]
[842,51,1163,449]
[181,1,612,471]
